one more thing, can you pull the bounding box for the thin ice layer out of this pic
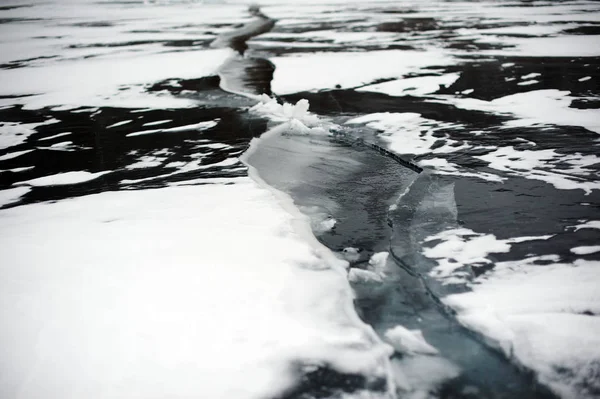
[0,179,392,399]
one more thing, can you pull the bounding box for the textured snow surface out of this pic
[384,326,439,356]
[271,50,454,95]
[346,112,467,156]
[15,171,110,187]
[437,90,600,134]
[0,187,30,207]
[422,228,553,283]
[444,259,600,399]
[0,48,232,110]
[0,179,392,399]
[1,0,599,398]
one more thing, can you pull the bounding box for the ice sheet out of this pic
[14,170,110,187]
[435,89,600,134]
[0,179,394,399]
[358,73,460,97]
[346,112,466,156]
[0,49,233,109]
[571,246,600,255]
[422,227,553,283]
[126,120,219,137]
[0,119,59,149]
[270,50,454,95]
[444,259,600,399]
[0,187,30,207]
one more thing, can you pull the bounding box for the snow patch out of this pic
[444,258,600,399]
[571,246,600,255]
[14,170,110,187]
[0,187,30,207]
[0,179,394,399]
[271,50,454,95]
[384,326,439,356]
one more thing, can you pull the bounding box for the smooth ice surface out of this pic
[444,259,600,399]
[0,179,393,399]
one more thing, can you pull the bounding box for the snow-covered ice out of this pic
[0,119,59,149]
[14,171,110,187]
[358,73,460,97]
[270,50,454,95]
[0,187,30,208]
[571,246,600,255]
[0,178,394,399]
[434,89,600,134]
[126,120,219,137]
[384,326,439,356]
[443,258,600,399]
[422,227,553,283]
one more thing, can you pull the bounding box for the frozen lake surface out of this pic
[0,1,599,398]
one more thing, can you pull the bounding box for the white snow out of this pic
[126,120,219,137]
[478,35,600,57]
[358,73,460,97]
[270,50,454,94]
[573,221,600,231]
[517,80,539,86]
[0,150,34,161]
[342,247,361,263]
[384,326,439,356]
[106,120,133,129]
[0,49,233,110]
[250,96,327,137]
[435,89,600,134]
[346,112,467,156]
[571,246,600,255]
[423,227,553,283]
[38,132,72,141]
[476,146,600,194]
[14,171,110,187]
[125,156,165,170]
[143,119,172,127]
[0,178,394,399]
[444,258,600,399]
[2,166,35,173]
[0,119,59,149]
[0,187,30,207]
